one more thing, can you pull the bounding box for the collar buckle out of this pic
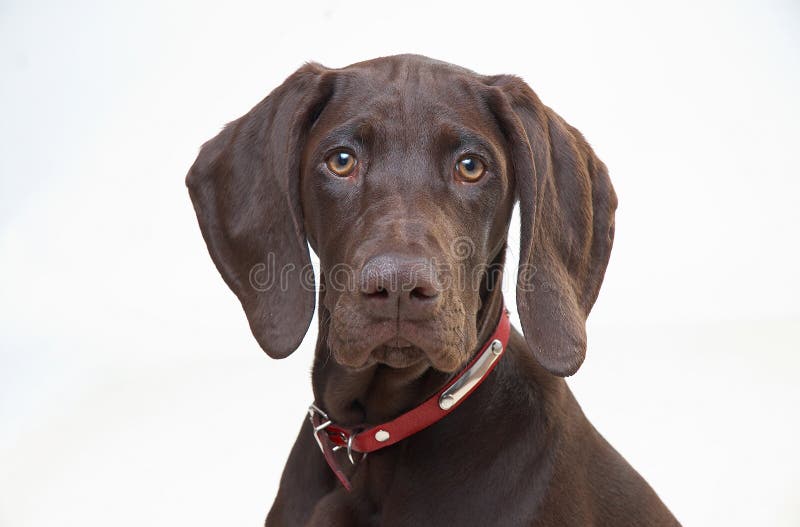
[307,403,333,452]
[307,404,364,465]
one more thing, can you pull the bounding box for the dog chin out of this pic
[374,335,468,373]
[371,343,427,369]
[329,339,429,370]
[329,335,465,373]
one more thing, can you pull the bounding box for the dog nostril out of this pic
[364,286,390,300]
[410,286,438,301]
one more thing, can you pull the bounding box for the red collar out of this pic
[308,308,511,491]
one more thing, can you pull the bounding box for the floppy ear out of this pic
[487,76,617,377]
[186,63,333,358]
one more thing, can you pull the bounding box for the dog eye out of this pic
[326,151,357,177]
[455,155,486,182]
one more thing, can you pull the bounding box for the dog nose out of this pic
[360,254,441,319]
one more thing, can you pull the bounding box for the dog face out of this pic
[299,59,514,372]
[186,55,617,377]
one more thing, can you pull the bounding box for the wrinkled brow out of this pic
[313,118,385,150]
[435,122,503,161]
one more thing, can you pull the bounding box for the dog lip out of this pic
[371,343,426,368]
[386,337,414,349]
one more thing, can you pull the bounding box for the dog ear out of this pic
[487,75,617,377]
[186,63,333,359]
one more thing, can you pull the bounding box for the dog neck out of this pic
[311,287,506,427]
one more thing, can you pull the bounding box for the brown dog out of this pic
[187,55,679,526]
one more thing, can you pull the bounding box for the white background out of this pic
[2,0,799,525]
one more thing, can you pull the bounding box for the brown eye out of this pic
[455,156,485,182]
[326,151,357,177]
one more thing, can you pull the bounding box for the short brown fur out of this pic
[187,55,679,526]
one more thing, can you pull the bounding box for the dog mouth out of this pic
[371,338,427,368]
[328,300,474,372]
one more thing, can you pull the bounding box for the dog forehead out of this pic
[329,55,490,121]
[308,63,502,156]
[342,53,482,88]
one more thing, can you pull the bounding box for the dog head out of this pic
[186,55,616,377]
